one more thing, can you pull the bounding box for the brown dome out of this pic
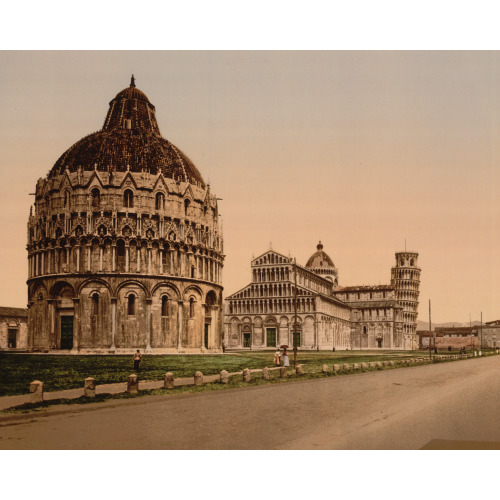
[49,76,206,187]
[306,241,336,269]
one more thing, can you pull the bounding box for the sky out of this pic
[1,50,499,324]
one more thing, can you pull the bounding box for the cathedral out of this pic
[224,244,420,350]
[26,77,224,353]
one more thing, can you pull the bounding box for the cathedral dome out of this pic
[48,76,206,187]
[306,242,336,269]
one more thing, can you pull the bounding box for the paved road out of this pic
[1,356,499,449]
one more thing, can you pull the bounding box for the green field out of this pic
[0,350,429,396]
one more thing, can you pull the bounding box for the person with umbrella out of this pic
[281,345,290,367]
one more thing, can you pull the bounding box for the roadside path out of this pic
[0,368,280,411]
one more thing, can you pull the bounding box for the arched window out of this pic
[128,295,135,316]
[363,326,367,334]
[155,192,165,210]
[191,265,195,278]
[410,258,414,266]
[124,189,134,208]
[184,199,190,215]
[91,188,100,209]
[92,293,99,315]
[189,297,195,318]
[161,296,169,317]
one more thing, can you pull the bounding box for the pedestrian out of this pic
[275,348,281,366]
[133,349,142,373]
[282,348,290,367]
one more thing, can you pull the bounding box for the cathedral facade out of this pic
[26,77,224,353]
[224,243,420,350]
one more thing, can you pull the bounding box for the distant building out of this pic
[481,320,500,348]
[417,327,478,350]
[0,307,28,351]
[224,243,418,350]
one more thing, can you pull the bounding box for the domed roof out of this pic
[49,76,206,187]
[305,241,336,269]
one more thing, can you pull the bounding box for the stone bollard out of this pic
[389,361,395,367]
[383,361,389,367]
[353,363,359,371]
[322,364,329,374]
[479,351,482,357]
[84,377,96,398]
[263,367,270,380]
[343,363,350,372]
[361,362,368,370]
[369,362,376,369]
[29,380,44,403]
[280,367,287,378]
[376,362,382,369]
[164,372,175,389]
[127,374,138,395]
[243,368,252,382]
[219,370,229,384]
[194,371,204,386]
[295,364,304,375]
[333,364,340,373]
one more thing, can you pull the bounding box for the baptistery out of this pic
[27,77,224,353]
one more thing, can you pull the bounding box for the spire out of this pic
[130,74,136,88]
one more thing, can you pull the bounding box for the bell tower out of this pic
[391,251,421,350]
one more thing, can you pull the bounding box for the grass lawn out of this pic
[0,349,468,397]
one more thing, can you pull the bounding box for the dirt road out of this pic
[1,356,499,449]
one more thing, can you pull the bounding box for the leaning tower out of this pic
[391,251,421,350]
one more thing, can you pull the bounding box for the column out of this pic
[65,246,70,272]
[112,244,116,272]
[110,298,116,350]
[47,249,52,274]
[137,245,141,272]
[159,250,163,274]
[170,249,174,275]
[148,247,152,274]
[87,243,92,271]
[48,299,56,349]
[41,250,45,275]
[100,245,104,271]
[177,301,183,349]
[146,299,152,352]
[76,246,80,272]
[179,250,184,276]
[125,244,130,272]
[72,298,80,351]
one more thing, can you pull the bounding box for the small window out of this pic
[184,199,191,215]
[155,192,165,210]
[363,326,367,334]
[92,293,99,315]
[189,297,195,318]
[128,295,135,315]
[124,189,134,208]
[161,296,169,317]
[64,190,71,209]
[91,188,100,209]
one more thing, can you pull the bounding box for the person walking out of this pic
[274,348,281,366]
[133,350,142,373]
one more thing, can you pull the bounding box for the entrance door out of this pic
[293,331,301,347]
[377,339,382,348]
[243,333,251,347]
[60,316,74,350]
[266,328,276,347]
[8,329,17,348]
[204,323,209,349]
